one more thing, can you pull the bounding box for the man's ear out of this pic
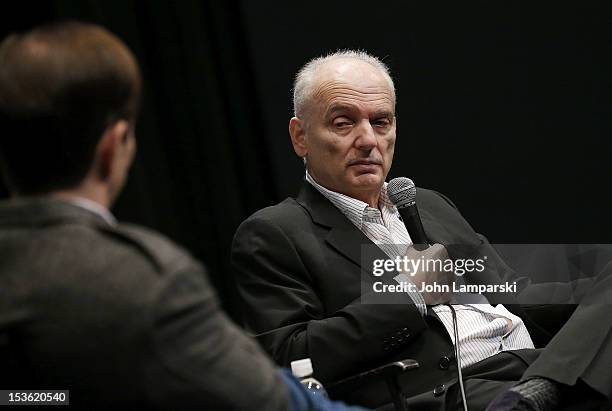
[289,117,308,158]
[97,120,130,181]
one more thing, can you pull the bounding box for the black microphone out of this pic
[387,177,429,250]
[389,179,468,410]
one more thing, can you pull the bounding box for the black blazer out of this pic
[232,182,551,408]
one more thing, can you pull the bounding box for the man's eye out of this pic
[333,119,353,128]
[372,118,390,127]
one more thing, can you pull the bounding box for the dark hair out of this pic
[0,21,141,195]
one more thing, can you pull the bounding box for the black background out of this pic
[2,0,611,317]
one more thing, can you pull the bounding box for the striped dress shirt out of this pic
[306,172,534,368]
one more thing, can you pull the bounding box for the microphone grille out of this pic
[387,177,416,208]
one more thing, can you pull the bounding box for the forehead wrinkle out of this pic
[322,92,394,118]
[315,84,394,114]
[326,93,393,105]
[325,100,394,118]
[325,89,393,103]
[313,80,391,99]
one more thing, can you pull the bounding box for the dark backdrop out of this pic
[2,0,611,318]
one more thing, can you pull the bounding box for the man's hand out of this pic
[401,243,454,305]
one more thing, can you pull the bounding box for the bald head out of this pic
[293,50,395,121]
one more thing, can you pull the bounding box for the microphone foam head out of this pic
[387,177,416,208]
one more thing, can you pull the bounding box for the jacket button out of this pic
[438,356,451,370]
[433,384,446,397]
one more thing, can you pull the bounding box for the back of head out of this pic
[0,21,141,195]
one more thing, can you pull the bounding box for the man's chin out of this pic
[349,173,383,190]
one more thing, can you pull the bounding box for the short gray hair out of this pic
[292,50,395,118]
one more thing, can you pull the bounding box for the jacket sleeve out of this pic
[145,260,289,411]
[231,215,428,383]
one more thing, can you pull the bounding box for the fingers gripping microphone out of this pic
[387,177,429,250]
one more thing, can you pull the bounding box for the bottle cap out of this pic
[290,358,313,378]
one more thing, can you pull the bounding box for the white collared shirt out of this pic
[64,197,117,226]
[306,171,534,368]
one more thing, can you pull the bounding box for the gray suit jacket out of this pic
[0,198,288,410]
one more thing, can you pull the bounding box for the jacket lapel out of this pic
[295,182,459,272]
[418,205,453,246]
[295,182,391,275]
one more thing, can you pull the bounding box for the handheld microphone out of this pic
[389,178,469,410]
[389,177,469,410]
[387,177,429,250]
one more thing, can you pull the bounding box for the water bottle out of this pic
[291,358,328,397]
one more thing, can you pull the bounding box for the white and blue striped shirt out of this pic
[306,172,534,368]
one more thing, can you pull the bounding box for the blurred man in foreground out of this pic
[0,22,366,411]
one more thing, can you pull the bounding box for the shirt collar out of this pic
[63,197,117,226]
[305,171,398,229]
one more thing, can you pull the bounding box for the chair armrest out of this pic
[327,359,419,390]
[326,359,419,411]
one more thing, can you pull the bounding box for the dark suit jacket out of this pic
[0,198,287,410]
[232,182,554,408]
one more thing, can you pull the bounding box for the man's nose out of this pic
[354,120,377,151]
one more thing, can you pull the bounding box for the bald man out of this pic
[232,51,612,411]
